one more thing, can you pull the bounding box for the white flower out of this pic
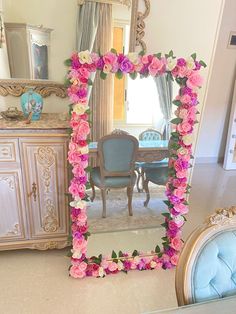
[182,134,193,146]
[186,57,195,70]
[78,50,92,64]
[174,215,185,227]
[177,147,189,156]
[72,250,82,259]
[79,146,89,154]
[117,260,124,271]
[166,57,177,71]
[70,199,87,209]
[128,52,140,65]
[73,103,89,115]
[98,267,105,277]
[150,261,157,268]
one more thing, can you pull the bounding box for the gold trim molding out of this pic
[0,79,67,98]
[129,0,150,53]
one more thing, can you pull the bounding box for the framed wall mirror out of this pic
[0,0,150,97]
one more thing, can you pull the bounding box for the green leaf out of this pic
[162,212,171,219]
[111,250,117,259]
[183,216,187,221]
[138,50,145,56]
[191,53,197,61]
[170,117,183,125]
[132,249,138,257]
[118,250,123,258]
[171,131,179,138]
[84,231,91,240]
[66,250,73,257]
[199,60,207,68]
[172,100,182,107]
[129,71,138,80]
[100,71,107,80]
[155,245,161,253]
[88,78,93,86]
[161,222,168,228]
[154,52,162,59]
[115,70,123,80]
[161,236,168,241]
[85,166,92,172]
[158,253,163,258]
[121,270,128,274]
[169,50,174,57]
[163,200,171,207]
[64,58,71,66]
[85,182,91,190]
[110,48,117,54]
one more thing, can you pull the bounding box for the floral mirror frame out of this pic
[66,49,206,279]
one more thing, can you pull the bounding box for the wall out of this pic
[144,0,225,158]
[195,0,236,162]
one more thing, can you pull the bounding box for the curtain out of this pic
[153,74,173,140]
[76,2,113,141]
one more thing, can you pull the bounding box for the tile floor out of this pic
[0,163,235,314]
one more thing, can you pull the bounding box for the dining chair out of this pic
[175,206,236,306]
[136,128,166,192]
[90,132,139,218]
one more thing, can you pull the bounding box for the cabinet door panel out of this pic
[0,170,26,241]
[20,138,68,239]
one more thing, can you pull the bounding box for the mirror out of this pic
[67,49,204,277]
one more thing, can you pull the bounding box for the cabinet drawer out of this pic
[0,139,19,162]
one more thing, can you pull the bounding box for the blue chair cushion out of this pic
[91,167,137,188]
[193,230,236,303]
[136,158,169,170]
[144,164,168,185]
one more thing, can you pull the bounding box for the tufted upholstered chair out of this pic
[136,128,167,192]
[175,206,236,306]
[90,132,138,218]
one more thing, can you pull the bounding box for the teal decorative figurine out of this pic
[20,89,43,121]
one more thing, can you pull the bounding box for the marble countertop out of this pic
[0,113,69,130]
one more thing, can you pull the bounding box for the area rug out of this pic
[87,184,168,233]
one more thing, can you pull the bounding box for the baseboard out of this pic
[195,156,224,164]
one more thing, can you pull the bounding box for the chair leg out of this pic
[140,168,145,192]
[127,186,133,216]
[101,189,107,218]
[90,178,96,202]
[136,168,142,193]
[143,179,150,207]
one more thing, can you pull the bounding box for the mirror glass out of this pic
[1,0,133,82]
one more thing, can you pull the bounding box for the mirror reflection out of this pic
[1,0,133,81]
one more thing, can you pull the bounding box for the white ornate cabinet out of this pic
[0,114,70,250]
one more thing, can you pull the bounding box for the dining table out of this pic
[89,140,169,162]
[143,295,236,314]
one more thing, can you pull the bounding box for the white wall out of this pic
[195,0,236,162]
[144,0,225,158]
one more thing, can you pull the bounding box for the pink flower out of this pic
[69,181,81,196]
[70,265,86,278]
[73,238,87,251]
[170,254,179,265]
[103,52,117,65]
[176,170,188,179]
[108,262,118,272]
[173,188,185,199]
[180,94,192,104]
[173,203,188,214]
[170,237,183,251]
[78,67,90,79]
[77,212,87,224]
[168,220,179,231]
[141,55,149,64]
[77,120,90,139]
[72,164,86,177]
[178,66,192,78]
[186,72,203,89]
[78,261,88,272]
[148,57,163,76]
[177,122,193,135]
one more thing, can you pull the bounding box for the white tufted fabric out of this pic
[192,230,236,302]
